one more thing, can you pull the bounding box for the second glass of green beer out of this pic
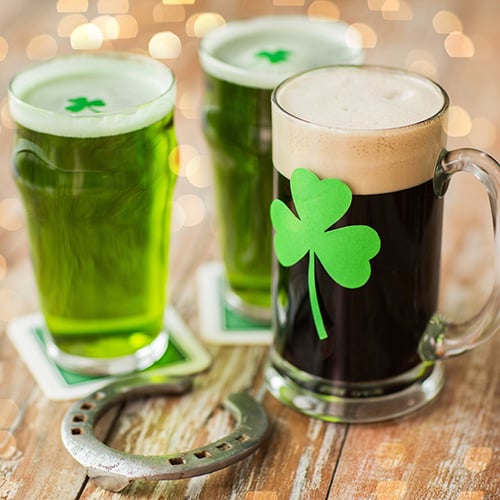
[199,16,363,322]
[9,53,178,375]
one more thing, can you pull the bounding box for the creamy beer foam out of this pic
[272,66,448,194]
[9,53,176,138]
[199,16,364,89]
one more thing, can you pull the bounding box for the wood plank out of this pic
[328,334,500,499]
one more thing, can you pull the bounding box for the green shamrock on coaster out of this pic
[65,97,106,113]
[256,49,291,63]
[270,168,381,340]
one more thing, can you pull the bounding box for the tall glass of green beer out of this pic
[9,53,178,375]
[199,16,363,322]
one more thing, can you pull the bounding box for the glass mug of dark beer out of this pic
[266,66,500,422]
[9,53,178,375]
[199,16,363,322]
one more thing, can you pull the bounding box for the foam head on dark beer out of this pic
[272,66,448,195]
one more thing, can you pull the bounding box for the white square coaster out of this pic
[7,306,212,401]
[196,261,272,345]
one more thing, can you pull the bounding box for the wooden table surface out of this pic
[0,1,499,498]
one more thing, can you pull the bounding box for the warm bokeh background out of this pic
[0,0,499,327]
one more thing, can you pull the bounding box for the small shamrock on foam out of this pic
[65,97,106,113]
[256,49,291,63]
[270,168,381,340]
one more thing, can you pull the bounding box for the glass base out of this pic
[224,285,271,324]
[265,350,445,423]
[44,330,169,376]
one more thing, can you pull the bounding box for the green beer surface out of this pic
[14,114,177,358]
[203,75,272,308]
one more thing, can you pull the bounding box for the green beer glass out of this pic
[9,53,178,375]
[199,16,363,322]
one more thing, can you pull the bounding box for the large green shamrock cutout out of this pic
[270,168,381,340]
[65,97,106,113]
[256,49,291,63]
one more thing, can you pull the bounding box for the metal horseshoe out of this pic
[61,373,269,492]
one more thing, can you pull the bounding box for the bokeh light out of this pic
[162,0,195,4]
[307,1,340,20]
[178,88,199,119]
[367,0,385,11]
[92,16,120,40]
[273,0,306,5]
[175,194,206,227]
[115,15,139,39]
[97,0,129,14]
[406,49,438,79]
[0,255,7,281]
[57,0,88,12]
[381,0,413,21]
[433,11,463,34]
[346,23,377,49]
[70,23,103,49]
[185,155,212,188]
[469,117,497,149]
[0,198,25,231]
[153,3,186,23]
[170,144,198,176]
[0,289,25,322]
[58,14,88,37]
[185,13,225,38]
[445,105,472,137]
[0,37,8,62]
[445,32,475,58]
[149,31,182,59]
[26,35,58,60]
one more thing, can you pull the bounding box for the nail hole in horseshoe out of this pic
[80,402,95,411]
[194,450,211,459]
[72,414,87,423]
[71,428,83,435]
[216,443,232,451]
[169,457,185,466]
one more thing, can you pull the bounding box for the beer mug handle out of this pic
[419,148,500,360]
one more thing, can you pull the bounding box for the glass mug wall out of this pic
[9,53,178,375]
[199,16,363,322]
[266,66,500,422]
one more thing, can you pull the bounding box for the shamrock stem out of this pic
[308,251,328,340]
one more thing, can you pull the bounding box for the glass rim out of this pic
[8,51,176,137]
[271,64,450,133]
[198,15,364,90]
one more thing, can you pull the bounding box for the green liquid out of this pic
[203,76,272,309]
[13,114,177,358]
